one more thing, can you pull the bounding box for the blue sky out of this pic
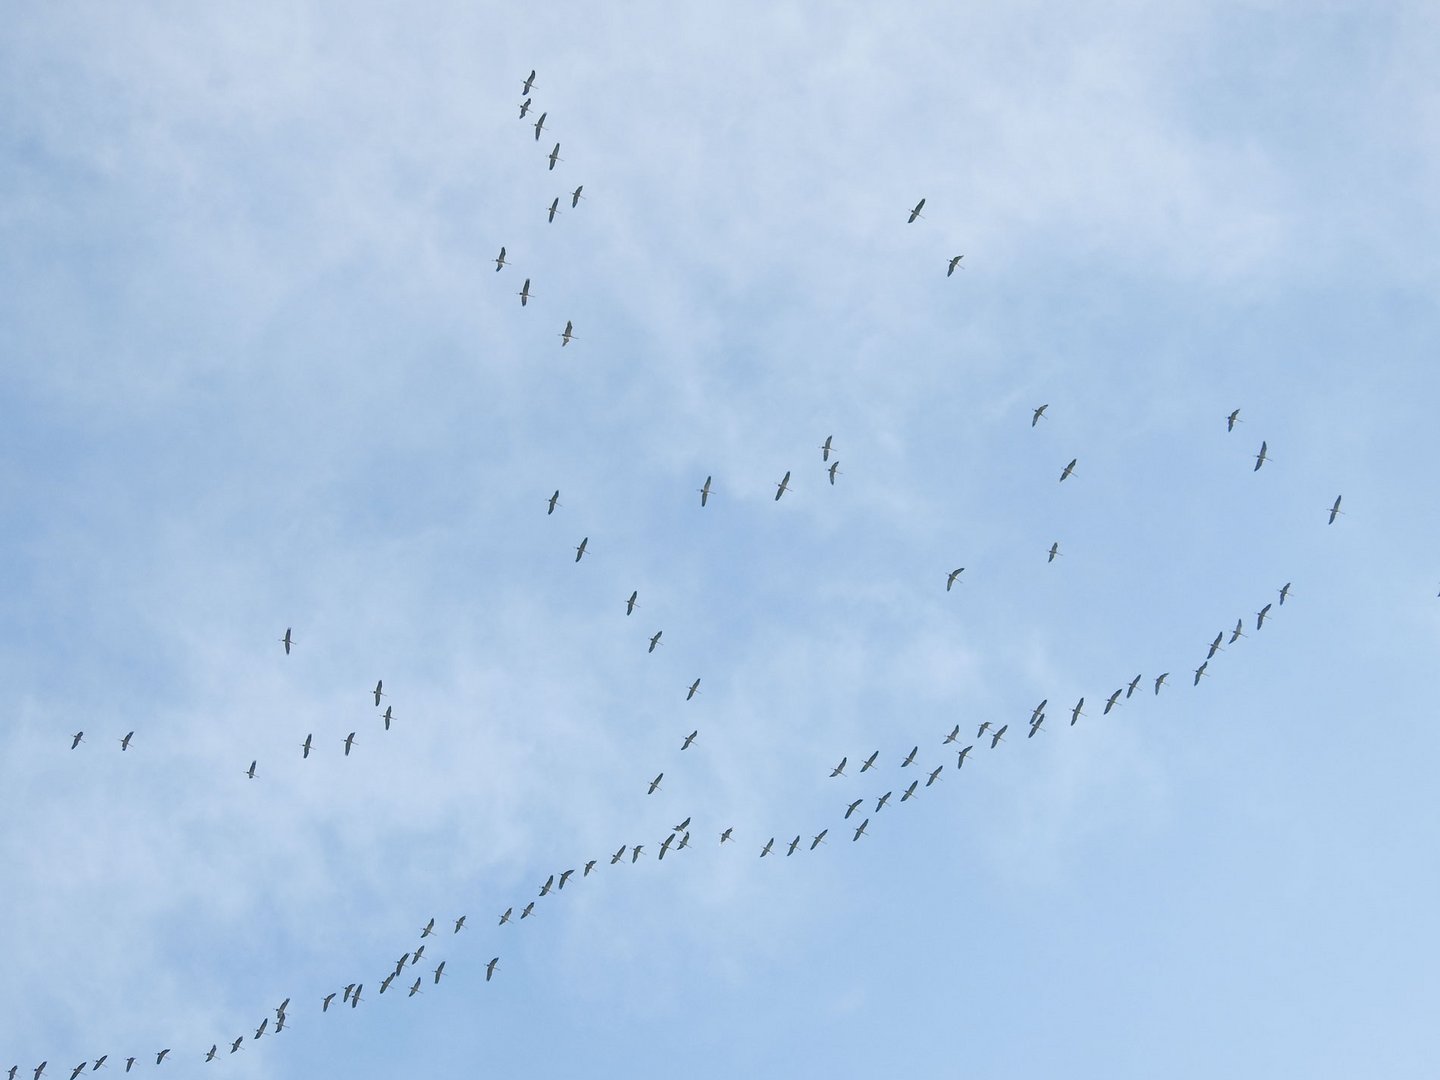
[3,3,1439,1076]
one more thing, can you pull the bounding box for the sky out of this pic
[3,2,1439,1076]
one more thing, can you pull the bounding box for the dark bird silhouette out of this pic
[947,255,964,276]
[1060,458,1077,482]
[907,197,926,223]
[774,470,792,500]
[1032,404,1048,426]
[280,627,293,654]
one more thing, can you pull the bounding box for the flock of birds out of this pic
[24,65,1369,1077]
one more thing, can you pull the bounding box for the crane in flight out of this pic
[548,142,562,170]
[1060,458,1077,482]
[433,961,446,984]
[830,757,847,778]
[1103,689,1122,715]
[990,724,1008,748]
[1229,618,1246,644]
[280,627,294,654]
[860,750,879,771]
[900,780,919,802]
[1254,441,1268,471]
[852,817,870,841]
[901,745,918,767]
[522,69,537,94]
[977,721,992,740]
[1207,632,1225,659]
[382,705,393,730]
[845,798,864,819]
[820,435,834,461]
[547,197,561,222]
[495,246,509,271]
[486,957,500,982]
[518,98,532,118]
[343,732,356,757]
[558,869,574,889]
[1032,404,1048,426]
[943,725,960,744]
[559,320,574,346]
[686,677,701,700]
[453,915,466,933]
[1048,542,1061,563]
[575,536,589,562]
[1227,408,1241,431]
[786,835,802,856]
[1154,672,1169,694]
[408,978,422,998]
[626,590,638,615]
[571,185,584,207]
[611,846,626,865]
[246,760,257,780]
[828,461,840,485]
[539,875,554,896]
[907,197,926,223]
[1327,495,1344,524]
[1279,582,1292,605]
[648,773,663,794]
[699,475,712,506]
[720,827,733,844]
[658,834,675,860]
[1070,698,1085,725]
[533,111,547,141]
[774,470,792,500]
[947,255,964,276]
[373,680,384,706]
[584,859,598,874]
[518,278,532,306]
[1030,700,1047,725]
[876,790,893,811]
[548,489,561,515]
[926,764,944,786]
[119,731,133,751]
[1028,714,1046,738]
[681,729,698,750]
[70,731,84,749]
[1194,662,1209,686]
[947,567,964,591]
[810,829,828,850]
[1256,603,1272,630]
[956,744,973,767]
[648,630,663,653]
[521,902,535,918]
[760,838,774,857]
[1126,673,1143,698]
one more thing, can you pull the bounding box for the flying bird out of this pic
[1327,495,1344,524]
[947,255,964,276]
[830,757,847,778]
[845,798,863,819]
[1227,408,1241,431]
[280,627,293,654]
[1070,698,1085,725]
[584,859,597,874]
[1060,458,1077,482]
[681,729,698,750]
[901,745,918,767]
[1207,632,1225,659]
[570,185,584,207]
[860,749,879,771]
[828,461,840,485]
[539,875,554,897]
[575,536,588,562]
[774,470,792,500]
[518,98,531,118]
[1048,542,1060,563]
[382,705,393,730]
[956,745,973,767]
[990,724,1008,748]
[626,590,638,615]
[901,780,919,802]
[943,725,960,744]
[631,844,644,863]
[946,567,964,591]
[119,731,133,751]
[559,319,574,346]
[1028,714,1045,738]
[547,142,562,170]
[350,985,362,1008]
[853,818,870,841]
[433,961,446,984]
[977,721,992,739]
[498,906,512,925]
[558,869,574,889]
[522,69,537,95]
[648,772,663,794]
[547,196,561,222]
[648,630,663,653]
[254,1018,267,1039]
[547,489,560,515]
[246,760,256,780]
[486,957,500,982]
[1254,441,1268,471]
[820,435,834,461]
[786,835,801,856]
[372,680,384,706]
[408,978,422,998]
[205,1046,216,1062]
[229,1038,242,1054]
[494,246,508,271]
[926,764,944,785]
[322,993,336,1012]
[343,732,355,757]
[70,731,83,749]
[699,475,712,506]
[1032,404,1048,426]
[533,111,547,140]
[154,1052,169,1066]
[686,678,701,700]
[760,837,774,857]
[1154,673,1169,694]
[810,829,828,850]
[1030,700,1047,725]
[521,902,536,918]
[1127,674,1143,698]
[1194,662,1209,685]
[518,278,532,306]
[1229,618,1246,644]
[1257,603,1272,630]
[611,846,626,865]
[876,791,893,811]
[1104,689,1122,715]
[453,916,466,933]
[720,828,733,844]
[1279,582,1292,605]
[907,197,926,223]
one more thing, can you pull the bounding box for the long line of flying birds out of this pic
[25,64,1377,1077]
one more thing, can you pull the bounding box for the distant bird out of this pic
[518,98,531,118]
[681,729,698,750]
[454,915,466,933]
[1060,458,1077,482]
[901,780,919,802]
[412,945,426,965]
[1194,661,1209,685]
[1229,618,1246,644]
[1028,714,1045,738]
[830,757,847,778]
[229,1038,242,1054]
[571,185,584,208]
[1257,603,1272,630]
[1032,404,1048,426]
[1070,698,1085,725]
[977,721,992,739]
[280,627,294,654]
[521,902,535,919]
[93,1057,107,1071]
[1207,632,1225,659]
[853,817,870,841]
[648,630,663,653]
[518,278,532,306]
[584,859,597,874]
[154,1052,169,1067]
[322,993,336,1012]
[68,1066,84,1080]
[926,764,943,786]
[522,69,537,95]
[1154,672,1169,694]
[205,1046,216,1062]
[720,828,733,844]
[787,835,801,856]
[350,985,362,1008]
[495,246,509,271]
[408,978,422,998]
[539,874,554,896]
[946,567,964,591]
[275,997,289,1017]
[1030,700,1048,725]
[70,731,84,749]
[246,760,256,780]
[611,846,626,865]
[760,838,774,857]
[860,749,879,771]
[810,829,828,850]
[626,590,639,615]
[1327,495,1344,524]
[548,489,560,515]
[559,319,574,346]
[533,111,547,140]
[547,142,562,170]
[990,724,1007,748]
[558,869,574,889]
[876,791,892,811]
[254,1018,267,1039]
[699,475,712,506]
[119,731,133,751]
[433,961,446,984]
[947,255,964,276]
[575,536,588,562]
[486,957,500,982]
[499,906,513,925]
[382,705,393,730]
[373,680,384,706]
[420,918,436,937]
[1254,441,1268,471]
[1127,673,1143,698]
[1104,689,1122,715]
[1279,582,1292,605]
[1227,408,1241,431]
[774,470,792,500]
[1048,542,1060,563]
[648,772,663,794]
[901,745,918,767]
[907,197,926,223]
[686,678,701,700]
[343,732,355,757]
[547,196,561,222]
[956,745,973,768]
[845,798,863,819]
[943,725,960,744]
[828,461,840,485]
[631,845,644,863]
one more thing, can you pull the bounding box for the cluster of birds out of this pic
[503,68,582,352]
[30,65,1380,1078]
